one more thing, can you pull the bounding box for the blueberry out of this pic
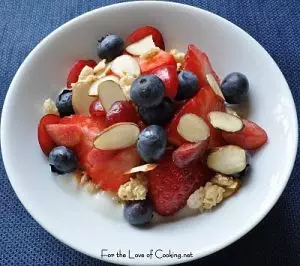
[137,125,167,163]
[221,72,249,104]
[56,89,74,117]
[124,199,153,226]
[130,75,165,108]
[49,146,78,174]
[97,34,124,62]
[139,98,174,126]
[175,71,199,101]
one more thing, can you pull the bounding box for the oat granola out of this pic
[119,73,136,100]
[118,173,148,200]
[170,49,185,64]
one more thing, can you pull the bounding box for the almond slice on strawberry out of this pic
[38,114,60,155]
[148,152,213,216]
[166,86,226,149]
[45,124,82,147]
[208,111,244,133]
[126,26,165,50]
[222,119,268,149]
[124,163,158,174]
[206,74,225,100]
[207,145,247,175]
[94,122,140,150]
[177,113,210,142]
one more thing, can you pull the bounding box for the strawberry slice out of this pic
[151,65,179,99]
[45,124,82,147]
[222,119,268,149]
[126,26,165,50]
[59,115,106,164]
[166,86,225,148]
[149,152,213,216]
[172,139,209,168]
[86,147,141,192]
[106,101,139,126]
[59,114,105,130]
[38,114,60,155]
[183,44,220,87]
[139,50,176,74]
[85,148,118,167]
[66,60,97,88]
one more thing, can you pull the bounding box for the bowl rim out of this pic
[1,1,298,265]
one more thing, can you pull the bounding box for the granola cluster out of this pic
[187,174,241,212]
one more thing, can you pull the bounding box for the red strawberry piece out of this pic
[85,148,118,167]
[106,101,139,126]
[89,99,106,118]
[183,44,220,87]
[59,114,106,129]
[209,127,227,148]
[148,152,213,216]
[139,50,176,74]
[86,147,141,192]
[166,86,225,148]
[222,119,268,149]
[126,26,165,50]
[172,139,209,168]
[45,124,82,148]
[38,114,60,155]
[66,60,97,88]
[151,65,179,99]
[59,115,106,164]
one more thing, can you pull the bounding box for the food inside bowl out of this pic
[37,25,268,226]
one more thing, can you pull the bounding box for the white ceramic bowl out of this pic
[1,2,298,265]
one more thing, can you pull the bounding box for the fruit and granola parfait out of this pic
[37,26,268,226]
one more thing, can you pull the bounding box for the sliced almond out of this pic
[206,74,225,100]
[94,122,140,150]
[72,81,97,115]
[95,62,112,78]
[123,164,158,175]
[111,54,140,77]
[79,66,94,81]
[207,145,247,175]
[177,113,210,142]
[97,77,126,112]
[126,35,156,56]
[94,59,106,73]
[88,75,120,96]
[208,111,243,132]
